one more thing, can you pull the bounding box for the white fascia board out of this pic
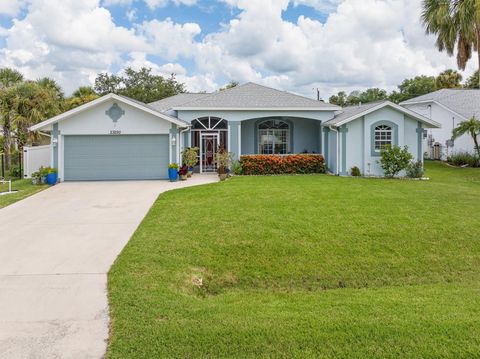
[30,93,189,132]
[172,106,340,111]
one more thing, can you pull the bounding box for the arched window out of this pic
[190,116,228,150]
[258,119,290,154]
[374,124,392,151]
[191,117,227,130]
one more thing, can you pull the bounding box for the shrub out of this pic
[406,160,424,178]
[239,154,326,175]
[379,146,413,178]
[215,146,232,175]
[10,165,21,178]
[447,152,480,167]
[182,147,199,168]
[351,166,361,176]
[168,163,179,170]
[231,161,242,175]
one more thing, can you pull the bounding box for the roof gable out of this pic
[30,93,188,132]
[324,101,441,128]
[172,82,340,111]
[400,89,480,119]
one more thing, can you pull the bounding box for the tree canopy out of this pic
[465,70,480,88]
[435,69,463,88]
[94,67,185,103]
[422,0,480,88]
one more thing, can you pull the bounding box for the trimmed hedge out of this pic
[239,154,326,175]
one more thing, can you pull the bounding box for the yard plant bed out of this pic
[108,162,480,358]
[0,179,48,209]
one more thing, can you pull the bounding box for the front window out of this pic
[258,120,290,154]
[374,124,392,151]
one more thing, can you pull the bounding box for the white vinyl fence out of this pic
[23,145,51,178]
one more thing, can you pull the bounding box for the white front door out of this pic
[200,133,219,173]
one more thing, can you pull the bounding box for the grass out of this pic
[0,178,48,208]
[108,161,480,358]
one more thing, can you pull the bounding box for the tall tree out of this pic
[422,0,480,88]
[435,69,463,88]
[329,91,348,106]
[452,117,480,156]
[64,86,99,110]
[94,67,185,103]
[219,81,239,91]
[357,88,388,103]
[465,70,480,88]
[8,81,62,150]
[389,75,437,103]
[0,68,24,170]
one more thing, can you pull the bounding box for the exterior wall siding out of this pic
[344,117,364,175]
[404,102,474,158]
[327,129,338,174]
[340,107,422,177]
[58,99,172,135]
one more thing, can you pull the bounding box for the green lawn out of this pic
[0,179,48,208]
[108,162,480,358]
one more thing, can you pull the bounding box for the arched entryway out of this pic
[191,117,228,173]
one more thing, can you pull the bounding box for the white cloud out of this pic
[126,8,137,22]
[0,0,476,99]
[143,0,197,9]
[0,0,147,93]
[292,0,342,13]
[0,0,26,16]
[102,0,134,6]
[139,18,201,61]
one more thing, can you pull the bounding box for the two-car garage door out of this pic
[64,135,169,181]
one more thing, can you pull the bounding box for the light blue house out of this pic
[30,83,440,181]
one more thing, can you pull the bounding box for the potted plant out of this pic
[39,166,48,184]
[168,163,179,182]
[215,146,232,181]
[178,165,188,181]
[31,171,40,185]
[182,147,199,177]
[46,167,58,185]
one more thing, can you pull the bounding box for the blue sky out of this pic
[0,0,473,98]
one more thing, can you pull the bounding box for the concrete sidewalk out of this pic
[0,176,217,358]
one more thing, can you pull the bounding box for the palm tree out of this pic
[64,86,99,110]
[10,81,62,150]
[452,117,480,157]
[36,77,64,101]
[422,0,480,88]
[72,86,96,98]
[436,69,463,88]
[0,68,24,170]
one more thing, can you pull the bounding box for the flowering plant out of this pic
[239,154,325,175]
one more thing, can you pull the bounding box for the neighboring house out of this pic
[30,82,439,181]
[401,89,480,160]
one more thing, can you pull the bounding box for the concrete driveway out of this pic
[0,176,218,359]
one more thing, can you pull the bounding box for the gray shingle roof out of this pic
[168,82,340,110]
[149,93,210,112]
[400,89,480,119]
[324,101,384,126]
[116,94,190,125]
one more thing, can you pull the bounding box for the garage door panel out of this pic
[64,135,169,180]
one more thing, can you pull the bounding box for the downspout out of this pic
[179,126,190,164]
[329,125,339,175]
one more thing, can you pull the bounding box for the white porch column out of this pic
[229,121,241,161]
